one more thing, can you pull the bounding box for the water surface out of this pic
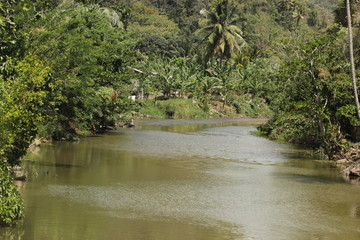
[1,118,360,240]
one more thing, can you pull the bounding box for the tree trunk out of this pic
[347,0,360,119]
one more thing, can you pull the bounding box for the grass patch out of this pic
[139,99,208,119]
[231,94,272,117]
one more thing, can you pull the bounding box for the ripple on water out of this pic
[46,180,247,236]
[119,126,294,166]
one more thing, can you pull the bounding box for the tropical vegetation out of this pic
[0,0,359,225]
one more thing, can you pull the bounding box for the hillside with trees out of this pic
[1,0,359,225]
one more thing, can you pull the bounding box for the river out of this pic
[1,118,360,240]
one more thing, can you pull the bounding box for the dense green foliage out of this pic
[0,0,52,225]
[29,2,137,139]
[0,0,360,225]
[260,31,355,157]
[259,0,360,158]
[0,165,24,226]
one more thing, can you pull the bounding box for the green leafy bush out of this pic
[0,164,24,226]
[0,55,50,165]
[260,32,356,158]
[29,3,137,139]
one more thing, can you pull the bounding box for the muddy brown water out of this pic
[1,118,360,240]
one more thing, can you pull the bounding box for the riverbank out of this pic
[26,96,360,181]
[335,146,360,178]
[137,98,272,120]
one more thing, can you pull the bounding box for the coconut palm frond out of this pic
[199,0,246,63]
[99,7,124,29]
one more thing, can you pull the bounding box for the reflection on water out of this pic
[350,204,360,218]
[137,118,267,133]
[1,118,360,240]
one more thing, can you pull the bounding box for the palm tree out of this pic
[346,0,360,119]
[99,7,124,29]
[199,0,246,64]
